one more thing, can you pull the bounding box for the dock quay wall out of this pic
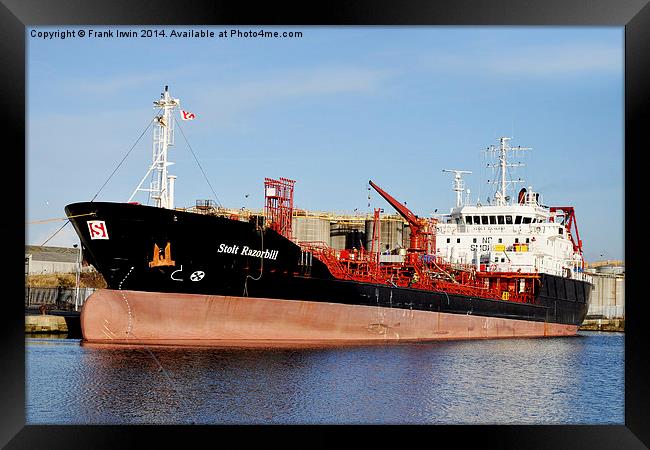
[25,314,69,333]
[25,287,91,337]
[586,271,624,319]
[579,268,625,332]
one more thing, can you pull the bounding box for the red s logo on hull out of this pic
[87,220,109,240]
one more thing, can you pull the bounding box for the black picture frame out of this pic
[2,0,647,448]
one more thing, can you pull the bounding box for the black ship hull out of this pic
[65,202,591,344]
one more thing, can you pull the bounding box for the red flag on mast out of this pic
[180,110,196,121]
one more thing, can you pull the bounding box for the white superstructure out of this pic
[435,137,589,282]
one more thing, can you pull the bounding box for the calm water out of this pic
[26,332,624,425]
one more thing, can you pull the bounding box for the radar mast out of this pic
[442,169,472,207]
[129,86,180,209]
[485,137,531,206]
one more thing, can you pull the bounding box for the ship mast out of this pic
[442,169,472,207]
[486,137,531,206]
[129,86,180,208]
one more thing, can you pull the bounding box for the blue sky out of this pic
[26,26,623,262]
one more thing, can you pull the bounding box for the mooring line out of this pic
[40,220,71,246]
[27,212,96,225]
[37,113,161,246]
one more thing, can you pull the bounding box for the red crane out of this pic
[549,206,583,254]
[368,180,435,260]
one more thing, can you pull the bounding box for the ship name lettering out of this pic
[217,243,240,254]
[217,243,279,260]
[241,246,279,260]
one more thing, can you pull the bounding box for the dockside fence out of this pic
[25,287,97,311]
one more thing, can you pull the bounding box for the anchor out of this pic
[149,242,176,267]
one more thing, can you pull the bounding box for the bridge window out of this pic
[465,216,473,225]
[497,216,505,224]
[515,216,522,224]
[481,216,489,224]
[522,217,532,224]
[505,216,513,224]
[473,216,480,224]
[489,216,497,224]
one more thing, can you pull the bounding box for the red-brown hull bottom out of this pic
[80,289,578,347]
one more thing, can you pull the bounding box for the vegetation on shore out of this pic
[26,272,107,289]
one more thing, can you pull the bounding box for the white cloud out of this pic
[199,65,395,110]
[66,63,213,95]
[73,73,165,95]
[485,43,622,76]
[427,42,621,78]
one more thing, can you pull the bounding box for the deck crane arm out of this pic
[368,180,422,232]
[368,180,434,263]
[549,206,583,254]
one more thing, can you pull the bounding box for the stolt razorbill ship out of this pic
[65,86,592,346]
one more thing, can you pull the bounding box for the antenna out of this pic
[442,169,472,207]
[484,137,531,206]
